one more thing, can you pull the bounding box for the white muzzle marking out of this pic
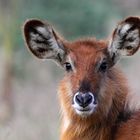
[72,92,97,116]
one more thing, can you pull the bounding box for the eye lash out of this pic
[64,62,72,72]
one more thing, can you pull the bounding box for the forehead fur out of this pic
[65,38,108,62]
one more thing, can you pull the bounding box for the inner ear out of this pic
[23,19,67,65]
[108,16,140,66]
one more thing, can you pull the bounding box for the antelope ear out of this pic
[108,16,140,65]
[23,19,67,64]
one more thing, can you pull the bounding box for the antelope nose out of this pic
[75,93,93,108]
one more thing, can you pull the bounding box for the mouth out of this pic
[77,108,91,112]
[74,107,96,116]
[72,105,97,116]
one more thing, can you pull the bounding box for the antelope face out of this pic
[23,17,140,117]
[62,41,109,116]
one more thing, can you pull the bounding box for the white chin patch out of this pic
[74,107,96,117]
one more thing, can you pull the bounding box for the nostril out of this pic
[84,94,92,106]
[75,94,83,105]
[75,93,93,107]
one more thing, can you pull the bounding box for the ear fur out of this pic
[108,16,140,65]
[23,19,67,64]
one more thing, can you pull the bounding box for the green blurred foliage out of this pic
[0,1,139,140]
[0,0,139,74]
[0,0,128,51]
[0,0,139,50]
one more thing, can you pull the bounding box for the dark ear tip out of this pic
[22,19,46,60]
[22,19,46,46]
[123,16,140,25]
[24,19,44,26]
[23,19,44,33]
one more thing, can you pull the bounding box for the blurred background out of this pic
[0,0,140,139]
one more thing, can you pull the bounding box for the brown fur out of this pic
[58,39,131,140]
[114,111,140,140]
[23,16,140,140]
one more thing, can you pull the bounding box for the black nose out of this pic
[75,93,93,108]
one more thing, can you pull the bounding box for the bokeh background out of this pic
[0,0,140,140]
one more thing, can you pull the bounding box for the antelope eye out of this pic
[99,61,108,72]
[64,62,72,71]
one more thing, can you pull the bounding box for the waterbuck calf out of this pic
[23,17,140,140]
